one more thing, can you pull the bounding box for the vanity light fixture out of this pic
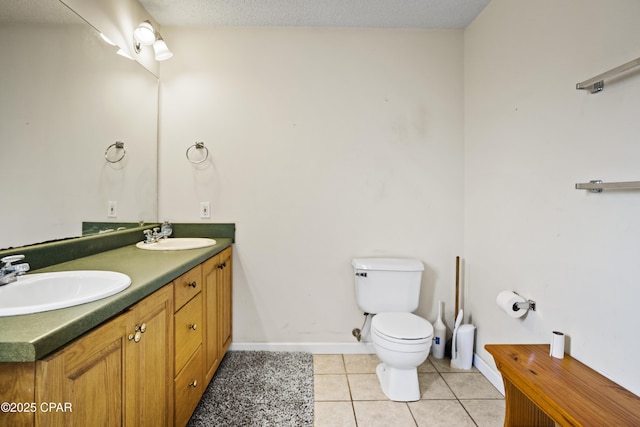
[153,35,173,61]
[133,21,156,46]
[133,20,173,61]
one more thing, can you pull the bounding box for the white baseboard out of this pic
[229,342,375,354]
[473,352,505,395]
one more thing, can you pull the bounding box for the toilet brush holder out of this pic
[451,324,475,370]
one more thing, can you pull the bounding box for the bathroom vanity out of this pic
[0,225,233,427]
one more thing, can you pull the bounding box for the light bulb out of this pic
[153,37,173,61]
[133,21,156,46]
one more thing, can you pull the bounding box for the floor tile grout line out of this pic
[342,354,360,427]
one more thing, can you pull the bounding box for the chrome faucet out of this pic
[143,228,162,243]
[0,255,30,286]
[142,222,172,244]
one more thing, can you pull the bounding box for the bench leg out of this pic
[503,380,555,427]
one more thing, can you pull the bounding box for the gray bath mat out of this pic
[187,351,314,427]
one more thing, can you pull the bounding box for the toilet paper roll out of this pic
[496,290,527,318]
[550,331,565,359]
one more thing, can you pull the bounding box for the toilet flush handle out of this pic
[355,272,367,277]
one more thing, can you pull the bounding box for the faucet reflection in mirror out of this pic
[133,20,173,61]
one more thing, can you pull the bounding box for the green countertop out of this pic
[0,237,232,362]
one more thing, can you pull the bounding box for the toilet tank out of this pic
[352,258,424,314]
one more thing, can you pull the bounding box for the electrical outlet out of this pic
[107,201,118,218]
[200,201,211,219]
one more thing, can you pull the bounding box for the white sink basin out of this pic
[136,237,217,251]
[0,271,131,317]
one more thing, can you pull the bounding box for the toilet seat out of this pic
[372,312,433,344]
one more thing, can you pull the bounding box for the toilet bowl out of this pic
[371,312,433,402]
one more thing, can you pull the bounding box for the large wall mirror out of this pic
[0,0,158,249]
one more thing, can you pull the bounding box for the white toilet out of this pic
[352,258,433,402]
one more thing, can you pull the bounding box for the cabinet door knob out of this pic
[128,331,142,343]
[188,281,197,288]
[139,323,147,333]
[189,380,198,388]
[189,323,197,330]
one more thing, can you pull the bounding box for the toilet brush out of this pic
[451,309,463,361]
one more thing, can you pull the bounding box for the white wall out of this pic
[465,0,640,395]
[159,28,464,346]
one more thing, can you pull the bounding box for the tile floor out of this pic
[313,354,505,427]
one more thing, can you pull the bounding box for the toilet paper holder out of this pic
[512,293,536,312]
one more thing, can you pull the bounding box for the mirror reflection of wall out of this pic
[0,1,158,249]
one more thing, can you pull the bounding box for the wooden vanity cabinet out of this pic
[0,246,232,427]
[35,285,174,427]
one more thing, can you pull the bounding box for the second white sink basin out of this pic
[0,271,131,317]
[136,237,217,251]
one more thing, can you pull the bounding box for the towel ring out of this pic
[186,141,209,164]
[105,141,126,163]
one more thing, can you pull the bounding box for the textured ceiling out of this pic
[0,0,78,23]
[139,0,491,29]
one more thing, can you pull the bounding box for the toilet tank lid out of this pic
[352,258,424,271]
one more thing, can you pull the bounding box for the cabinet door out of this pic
[202,254,220,384]
[35,286,173,427]
[126,285,174,427]
[0,363,35,427]
[218,247,232,355]
[35,312,131,427]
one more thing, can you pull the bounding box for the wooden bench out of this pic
[486,344,640,426]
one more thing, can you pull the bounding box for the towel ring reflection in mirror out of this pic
[186,141,209,164]
[105,141,126,163]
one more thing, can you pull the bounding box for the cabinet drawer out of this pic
[174,265,202,310]
[175,293,203,374]
[174,345,204,427]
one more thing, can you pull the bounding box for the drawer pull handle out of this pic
[189,323,198,330]
[189,380,198,388]
[188,281,197,288]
